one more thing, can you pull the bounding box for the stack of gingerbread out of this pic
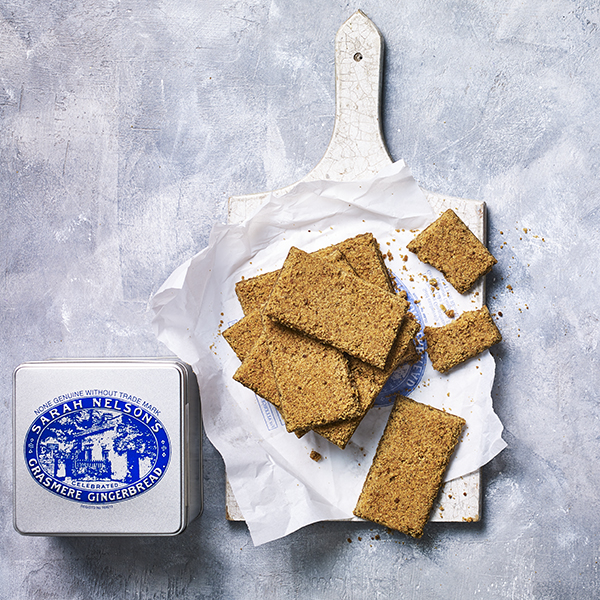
[223,210,502,538]
[224,232,421,448]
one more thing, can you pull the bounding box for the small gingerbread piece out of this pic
[424,306,501,373]
[407,209,497,294]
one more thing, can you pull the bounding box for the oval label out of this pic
[24,396,170,504]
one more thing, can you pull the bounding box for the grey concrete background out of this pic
[2,1,599,598]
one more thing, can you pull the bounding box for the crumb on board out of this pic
[310,450,322,462]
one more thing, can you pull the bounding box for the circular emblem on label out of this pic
[24,397,170,504]
[375,275,427,406]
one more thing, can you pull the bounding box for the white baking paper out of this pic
[150,160,506,546]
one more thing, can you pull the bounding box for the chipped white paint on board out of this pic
[227,11,482,524]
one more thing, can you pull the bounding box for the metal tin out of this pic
[13,358,202,536]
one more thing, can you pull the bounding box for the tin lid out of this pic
[13,358,194,536]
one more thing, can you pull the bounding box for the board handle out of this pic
[228,11,393,222]
[305,10,393,182]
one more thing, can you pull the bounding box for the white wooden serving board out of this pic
[226,10,483,524]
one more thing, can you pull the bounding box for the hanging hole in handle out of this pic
[353,52,363,62]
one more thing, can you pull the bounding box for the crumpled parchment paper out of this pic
[150,160,506,546]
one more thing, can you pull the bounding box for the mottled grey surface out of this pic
[2,1,600,598]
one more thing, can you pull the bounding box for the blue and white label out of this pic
[375,275,427,406]
[24,396,170,504]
